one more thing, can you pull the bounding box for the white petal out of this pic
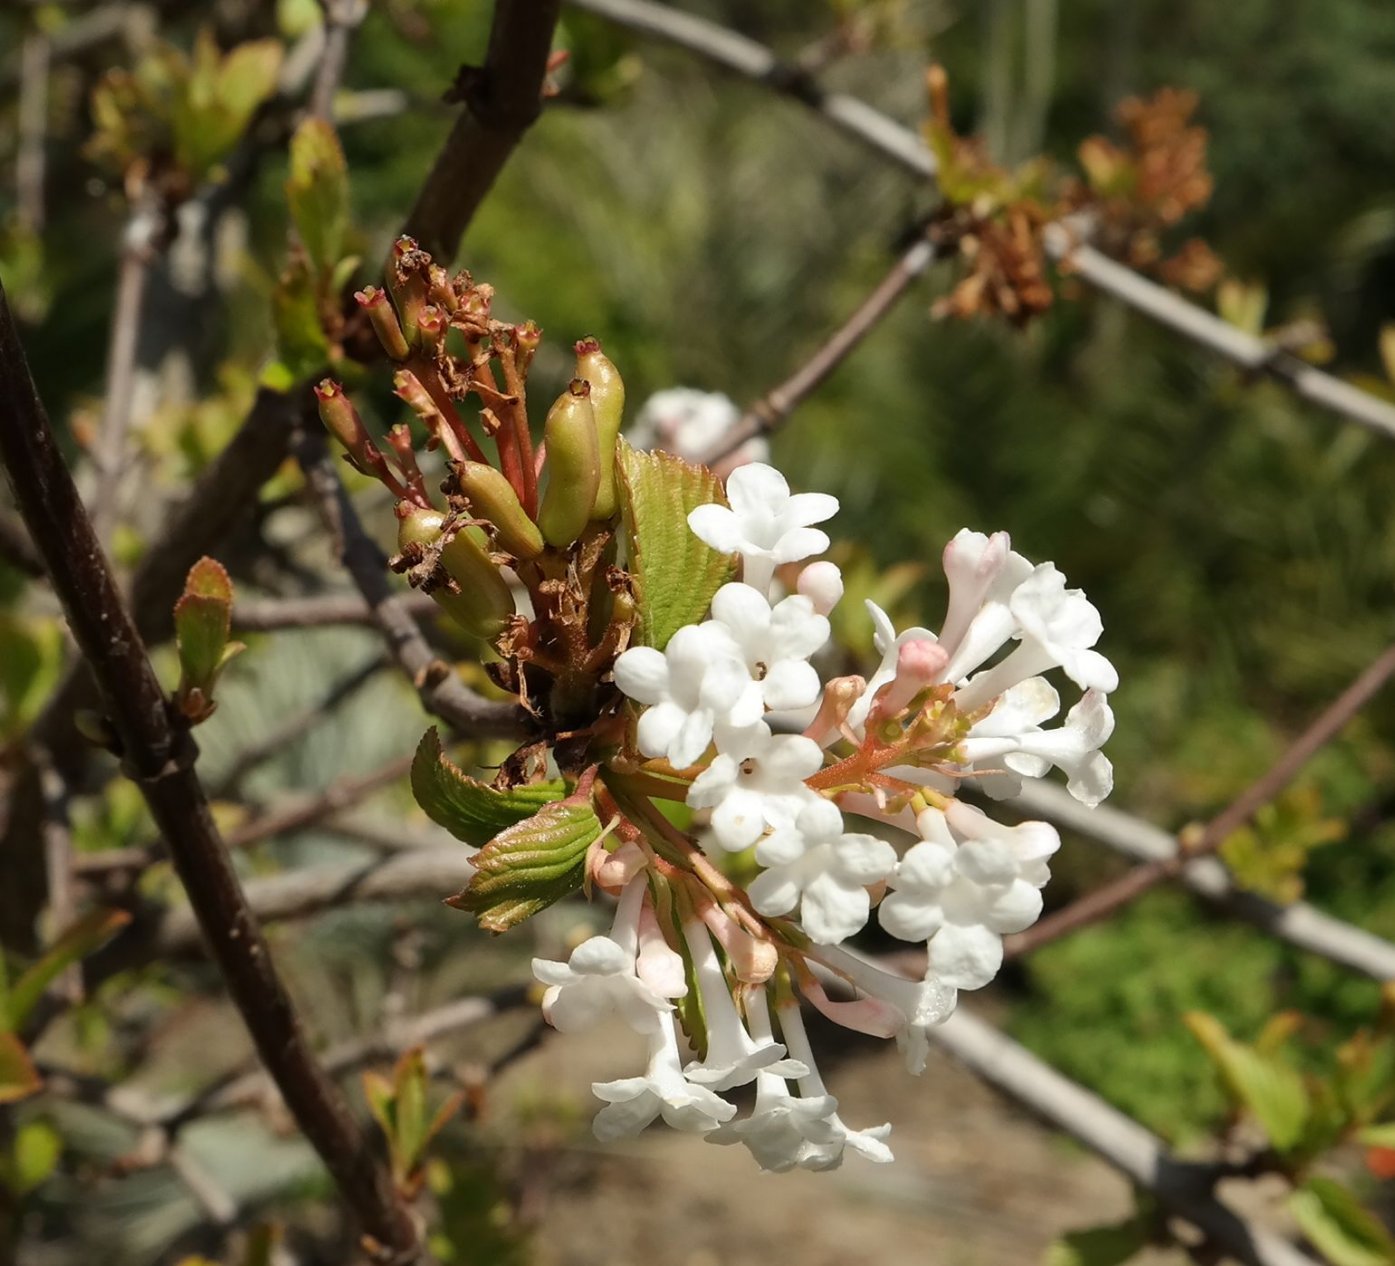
[783,491,839,528]
[830,834,898,884]
[687,503,744,553]
[669,709,715,769]
[636,702,684,760]
[748,868,801,917]
[726,463,790,514]
[612,646,669,704]
[878,892,944,942]
[927,923,1004,990]
[761,659,822,710]
[772,526,830,565]
[800,872,871,944]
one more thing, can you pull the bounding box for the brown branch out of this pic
[568,0,1395,447]
[0,279,422,1265]
[293,425,531,740]
[703,233,937,466]
[232,589,440,632]
[308,0,365,122]
[400,0,562,262]
[1006,640,1395,959]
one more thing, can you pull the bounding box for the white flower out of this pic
[846,600,939,733]
[958,684,1116,806]
[951,563,1117,713]
[591,1013,737,1141]
[687,723,824,852]
[614,623,762,768]
[937,529,1034,681]
[687,463,838,595]
[631,387,770,473]
[879,805,1060,989]
[814,944,958,1074]
[708,582,830,711]
[533,878,679,1034]
[748,798,897,944]
[681,925,806,1091]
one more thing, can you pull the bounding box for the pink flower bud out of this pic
[797,561,844,615]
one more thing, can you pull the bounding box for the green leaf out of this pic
[1358,1122,1395,1148]
[411,729,564,847]
[0,616,65,741]
[1184,1012,1310,1152]
[1045,1217,1154,1266]
[1290,1179,1395,1266]
[174,557,241,723]
[287,118,349,276]
[617,440,736,650]
[447,796,603,933]
[4,908,132,1030]
[0,1032,42,1104]
[9,1120,62,1196]
[271,252,332,379]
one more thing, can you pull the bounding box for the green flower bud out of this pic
[389,236,430,346]
[314,378,368,454]
[537,379,601,549]
[455,461,545,560]
[574,337,626,520]
[354,286,409,361]
[396,504,514,641]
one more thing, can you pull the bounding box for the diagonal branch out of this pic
[1007,640,1395,959]
[0,279,423,1265]
[232,590,440,632]
[703,233,938,466]
[932,1007,1320,1266]
[401,0,562,262]
[568,0,1395,446]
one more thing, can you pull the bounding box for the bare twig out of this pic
[155,847,479,954]
[401,0,562,262]
[233,590,440,632]
[308,0,366,122]
[1007,641,1395,958]
[568,0,1395,447]
[90,204,163,543]
[294,426,530,740]
[932,1007,1320,1266]
[0,280,422,1264]
[16,31,49,233]
[1006,779,1395,982]
[704,233,937,465]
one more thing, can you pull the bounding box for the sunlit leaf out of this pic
[1290,1178,1395,1266]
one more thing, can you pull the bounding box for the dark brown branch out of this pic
[0,280,422,1265]
[703,233,937,465]
[1007,640,1395,959]
[400,0,562,262]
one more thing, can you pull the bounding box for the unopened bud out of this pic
[355,286,409,360]
[455,461,544,560]
[871,639,949,723]
[536,379,600,549]
[797,561,844,615]
[389,236,430,346]
[417,304,446,352]
[393,369,442,427]
[515,320,542,375]
[574,338,626,520]
[427,264,458,313]
[314,379,368,453]
[396,505,514,641]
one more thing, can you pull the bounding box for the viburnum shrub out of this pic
[319,237,1117,1172]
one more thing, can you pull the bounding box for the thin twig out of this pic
[401,0,562,262]
[931,1007,1320,1266]
[293,425,530,740]
[90,203,163,544]
[308,0,365,122]
[0,279,423,1265]
[17,31,49,233]
[1006,778,1395,982]
[1007,641,1395,959]
[568,0,1395,447]
[233,590,440,632]
[704,234,937,465]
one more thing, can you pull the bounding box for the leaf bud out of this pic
[537,379,601,549]
[574,337,626,520]
[354,286,409,360]
[396,505,514,641]
[455,461,545,561]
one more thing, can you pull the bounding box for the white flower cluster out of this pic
[533,463,1118,1171]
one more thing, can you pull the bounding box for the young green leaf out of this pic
[1184,1012,1310,1152]
[411,728,564,847]
[173,557,244,724]
[617,440,736,650]
[1045,1211,1156,1266]
[0,1032,42,1104]
[287,118,350,276]
[1290,1178,1395,1266]
[3,908,131,1032]
[4,1120,62,1197]
[447,795,604,933]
